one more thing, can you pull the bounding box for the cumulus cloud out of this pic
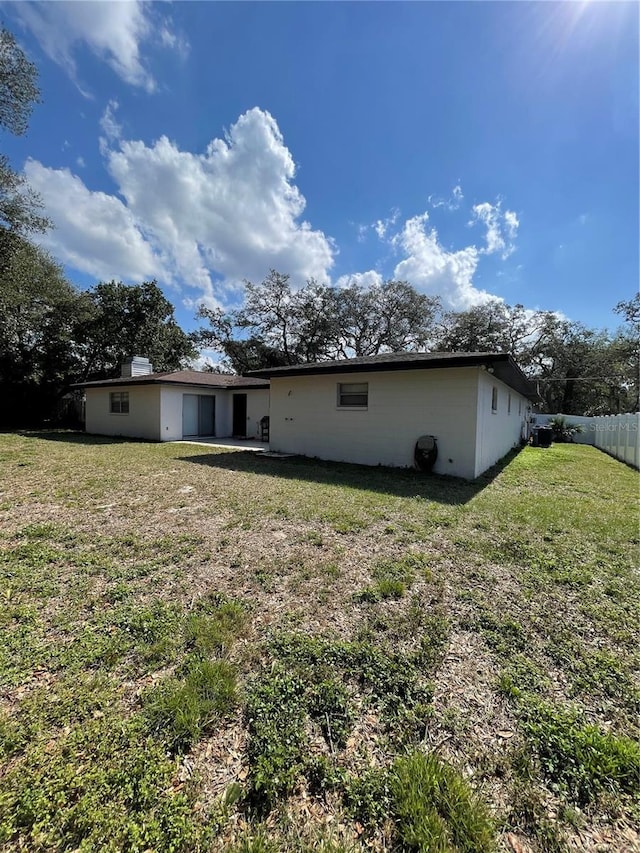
[391,213,494,309]
[335,270,384,290]
[24,106,518,313]
[25,160,167,283]
[470,201,519,258]
[25,108,335,306]
[12,1,185,92]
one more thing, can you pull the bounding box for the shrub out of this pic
[548,416,584,443]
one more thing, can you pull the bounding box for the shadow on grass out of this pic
[15,430,144,446]
[177,446,523,505]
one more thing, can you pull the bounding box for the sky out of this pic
[1,0,638,337]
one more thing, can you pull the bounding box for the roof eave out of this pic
[73,377,269,391]
[248,352,538,400]
[247,353,505,379]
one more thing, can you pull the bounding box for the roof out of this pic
[247,351,540,401]
[75,370,269,391]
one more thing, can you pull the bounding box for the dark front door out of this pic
[232,394,247,437]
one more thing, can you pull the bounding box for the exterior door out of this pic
[232,394,247,437]
[183,394,215,437]
[182,394,199,436]
[198,395,215,436]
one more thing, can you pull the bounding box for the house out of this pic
[248,352,538,480]
[78,358,269,442]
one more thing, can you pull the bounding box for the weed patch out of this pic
[245,668,308,807]
[390,752,495,853]
[0,714,202,852]
[355,553,432,603]
[144,658,238,751]
[519,700,640,806]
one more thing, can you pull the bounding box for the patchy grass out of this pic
[0,432,638,851]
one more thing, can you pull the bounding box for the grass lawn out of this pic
[0,432,638,853]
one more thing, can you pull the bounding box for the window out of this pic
[508,393,512,414]
[110,391,129,414]
[491,386,498,413]
[337,382,368,408]
[518,400,522,416]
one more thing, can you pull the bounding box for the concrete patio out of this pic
[175,437,269,452]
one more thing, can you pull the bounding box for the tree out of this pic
[76,280,197,381]
[433,300,560,367]
[0,271,197,426]
[334,281,439,357]
[0,237,90,425]
[614,294,640,331]
[0,27,50,272]
[434,299,638,415]
[0,28,40,135]
[195,271,440,372]
[612,294,640,412]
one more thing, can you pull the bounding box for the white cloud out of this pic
[470,201,519,258]
[76,156,86,169]
[428,184,464,211]
[12,1,185,92]
[24,159,167,283]
[100,100,122,143]
[335,270,384,290]
[25,108,335,306]
[391,213,494,309]
[372,208,400,240]
[504,209,519,239]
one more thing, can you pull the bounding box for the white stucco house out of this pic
[78,352,538,480]
[248,352,538,480]
[78,358,269,442]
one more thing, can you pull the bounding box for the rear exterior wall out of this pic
[159,386,270,441]
[85,386,161,440]
[268,367,479,479]
[474,370,530,477]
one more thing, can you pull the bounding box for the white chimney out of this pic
[121,356,153,377]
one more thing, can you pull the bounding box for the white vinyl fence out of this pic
[530,413,640,470]
[592,413,640,469]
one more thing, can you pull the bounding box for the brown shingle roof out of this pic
[75,370,269,390]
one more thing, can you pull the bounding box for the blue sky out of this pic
[2,1,638,335]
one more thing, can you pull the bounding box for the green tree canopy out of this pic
[76,280,197,381]
[0,27,40,136]
[195,270,440,373]
[0,26,50,273]
[0,237,91,425]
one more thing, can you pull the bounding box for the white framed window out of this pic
[491,386,498,414]
[508,393,512,414]
[518,400,522,416]
[337,382,368,408]
[110,391,129,414]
